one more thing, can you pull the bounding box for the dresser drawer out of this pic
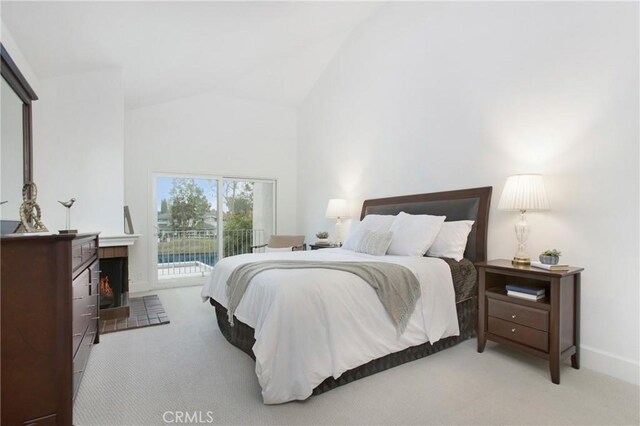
[72,244,83,272]
[72,323,86,358]
[72,309,88,357]
[488,316,549,352]
[72,294,98,355]
[73,294,98,328]
[81,240,97,264]
[72,320,97,400]
[72,238,97,272]
[74,320,97,372]
[73,269,90,297]
[89,261,100,296]
[487,298,548,331]
[73,267,99,300]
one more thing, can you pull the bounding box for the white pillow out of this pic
[427,220,474,261]
[354,229,394,256]
[387,212,446,256]
[342,214,396,251]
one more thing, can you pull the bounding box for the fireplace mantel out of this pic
[99,234,140,247]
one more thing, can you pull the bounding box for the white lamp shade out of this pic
[325,198,349,218]
[498,174,550,211]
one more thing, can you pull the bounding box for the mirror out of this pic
[1,78,24,220]
[0,43,38,225]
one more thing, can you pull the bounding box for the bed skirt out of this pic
[210,296,477,396]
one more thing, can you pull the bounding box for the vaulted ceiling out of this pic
[1,1,381,109]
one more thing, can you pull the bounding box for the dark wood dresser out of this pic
[1,233,100,425]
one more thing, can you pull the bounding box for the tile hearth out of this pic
[99,295,169,334]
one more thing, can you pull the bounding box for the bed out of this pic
[201,186,492,404]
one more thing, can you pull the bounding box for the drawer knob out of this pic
[511,314,517,319]
[511,328,516,333]
[73,296,83,300]
[73,333,82,337]
[87,304,96,308]
[81,313,92,317]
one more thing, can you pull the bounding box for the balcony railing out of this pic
[157,228,264,278]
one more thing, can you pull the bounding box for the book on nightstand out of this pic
[505,284,545,296]
[530,261,570,271]
[507,290,545,301]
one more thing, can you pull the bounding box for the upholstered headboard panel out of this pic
[360,187,492,263]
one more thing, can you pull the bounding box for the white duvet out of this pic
[200,248,459,404]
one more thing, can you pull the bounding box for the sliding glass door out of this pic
[221,179,275,257]
[154,174,275,287]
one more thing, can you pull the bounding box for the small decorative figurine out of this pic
[58,198,77,234]
[15,182,48,233]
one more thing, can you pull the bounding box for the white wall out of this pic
[2,24,125,236]
[125,92,297,292]
[34,69,125,235]
[1,21,40,94]
[298,2,639,384]
[1,23,40,222]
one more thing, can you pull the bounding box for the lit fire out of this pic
[100,276,113,297]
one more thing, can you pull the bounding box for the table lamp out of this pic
[325,198,349,245]
[498,174,549,265]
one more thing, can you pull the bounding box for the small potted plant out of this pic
[316,231,329,244]
[539,249,561,265]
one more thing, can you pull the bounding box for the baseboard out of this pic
[129,280,151,294]
[581,344,639,385]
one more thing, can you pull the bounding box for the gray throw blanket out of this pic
[226,260,421,335]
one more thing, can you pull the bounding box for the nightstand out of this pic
[477,259,584,384]
[309,243,340,250]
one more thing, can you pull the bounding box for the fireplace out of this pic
[99,257,125,309]
[99,245,130,319]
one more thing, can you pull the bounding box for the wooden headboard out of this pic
[360,186,492,263]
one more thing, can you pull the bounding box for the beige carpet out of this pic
[74,286,639,425]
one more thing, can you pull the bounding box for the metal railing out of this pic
[157,228,264,277]
[223,228,264,258]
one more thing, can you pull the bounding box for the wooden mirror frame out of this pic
[1,43,38,186]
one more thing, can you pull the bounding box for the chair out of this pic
[251,235,306,252]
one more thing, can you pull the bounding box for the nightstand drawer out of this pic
[488,316,549,352]
[488,298,548,331]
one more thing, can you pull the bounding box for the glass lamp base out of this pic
[512,256,531,266]
[512,211,531,266]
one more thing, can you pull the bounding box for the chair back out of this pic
[268,235,305,249]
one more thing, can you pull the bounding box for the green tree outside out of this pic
[160,198,169,214]
[223,181,253,213]
[223,181,254,256]
[168,179,212,230]
[161,178,257,258]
